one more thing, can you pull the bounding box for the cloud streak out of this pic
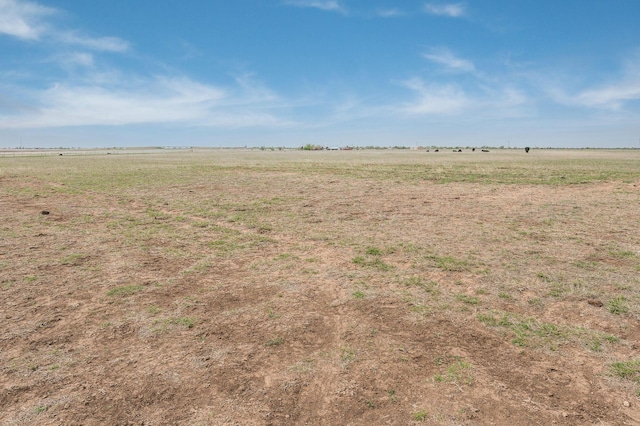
[58,32,130,52]
[0,75,295,129]
[375,8,404,18]
[424,2,466,18]
[423,48,475,72]
[284,0,346,13]
[574,82,640,109]
[400,78,471,115]
[0,0,129,52]
[0,0,54,40]
[540,53,640,111]
[397,75,528,119]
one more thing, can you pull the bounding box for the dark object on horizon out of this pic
[472,148,476,151]
[59,153,63,156]
[525,147,530,153]
[458,149,462,152]
[41,210,50,215]
[434,149,439,152]
[482,149,489,152]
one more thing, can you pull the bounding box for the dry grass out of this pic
[1,148,639,425]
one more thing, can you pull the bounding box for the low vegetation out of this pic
[1,148,638,425]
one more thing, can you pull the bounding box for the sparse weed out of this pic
[433,357,474,385]
[427,254,470,272]
[340,346,357,365]
[107,285,143,297]
[479,310,621,351]
[402,276,439,293]
[60,253,85,266]
[609,296,628,315]
[409,303,431,316]
[609,359,640,394]
[152,317,195,333]
[413,410,428,421]
[366,247,382,256]
[608,249,636,259]
[352,290,365,299]
[291,359,315,374]
[456,294,480,305]
[352,256,393,271]
[265,337,284,347]
[536,273,552,282]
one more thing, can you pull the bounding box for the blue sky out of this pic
[1,0,640,148]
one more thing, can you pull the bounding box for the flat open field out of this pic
[1,148,639,425]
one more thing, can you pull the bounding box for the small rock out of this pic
[40,210,50,215]
[587,299,603,307]
[623,401,630,407]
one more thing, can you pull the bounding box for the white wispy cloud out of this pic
[0,75,295,129]
[55,52,95,69]
[423,47,475,72]
[549,80,640,110]
[573,82,640,109]
[0,0,129,52]
[424,2,465,18]
[400,78,471,115]
[284,0,346,13]
[58,32,130,52]
[397,76,528,118]
[0,0,54,40]
[234,73,280,104]
[375,8,404,18]
[542,53,640,110]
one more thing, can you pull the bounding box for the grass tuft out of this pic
[107,285,143,297]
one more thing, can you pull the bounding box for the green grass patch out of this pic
[609,296,629,315]
[609,359,640,395]
[265,337,284,347]
[610,360,640,381]
[478,310,621,351]
[434,356,474,385]
[352,290,365,299]
[402,276,439,293]
[426,254,471,272]
[152,316,195,333]
[60,253,86,266]
[107,285,143,297]
[352,256,393,271]
[413,410,428,421]
[456,294,480,305]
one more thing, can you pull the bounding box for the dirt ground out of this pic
[1,150,639,425]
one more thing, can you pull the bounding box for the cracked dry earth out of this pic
[1,150,639,425]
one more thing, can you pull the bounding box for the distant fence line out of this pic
[0,148,195,158]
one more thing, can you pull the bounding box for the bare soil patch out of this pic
[1,149,639,425]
